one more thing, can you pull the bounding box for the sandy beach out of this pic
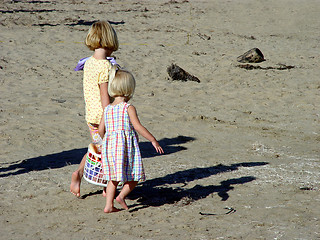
[1,0,319,239]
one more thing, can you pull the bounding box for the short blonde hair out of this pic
[108,66,135,100]
[85,21,119,51]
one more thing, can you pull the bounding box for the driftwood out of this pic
[237,48,265,63]
[237,64,295,70]
[167,64,200,83]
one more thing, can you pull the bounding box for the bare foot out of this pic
[103,187,107,197]
[104,206,120,213]
[116,196,129,210]
[70,171,81,197]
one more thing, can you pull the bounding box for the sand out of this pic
[0,0,319,239]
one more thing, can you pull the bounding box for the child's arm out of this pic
[98,115,105,139]
[127,105,164,154]
[100,82,110,109]
[98,82,109,139]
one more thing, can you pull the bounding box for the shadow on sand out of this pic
[0,135,194,178]
[129,161,268,211]
[32,20,126,27]
[65,20,125,26]
[81,161,268,211]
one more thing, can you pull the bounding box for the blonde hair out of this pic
[108,66,135,100]
[85,21,119,51]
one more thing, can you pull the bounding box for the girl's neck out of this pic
[93,48,113,60]
[111,96,127,105]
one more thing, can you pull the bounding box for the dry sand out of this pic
[0,0,319,239]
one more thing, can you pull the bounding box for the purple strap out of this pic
[74,57,118,71]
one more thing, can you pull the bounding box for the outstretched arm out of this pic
[127,105,164,154]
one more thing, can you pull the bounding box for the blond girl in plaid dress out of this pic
[98,66,164,213]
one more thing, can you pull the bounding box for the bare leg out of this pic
[104,181,120,213]
[103,187,107,197]
[70,153,86,197]
[116,181,138,210]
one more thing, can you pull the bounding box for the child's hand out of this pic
[152,141,164,154]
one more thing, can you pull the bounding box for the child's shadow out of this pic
[81,161,268,211]
[0,135,194,178]
[127,162,268,212]
[140,135,195,158]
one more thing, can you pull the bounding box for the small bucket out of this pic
[83,144,108,187]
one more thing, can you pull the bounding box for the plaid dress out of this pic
[101,102,145,182]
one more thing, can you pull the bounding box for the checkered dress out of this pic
[101,102,145,182]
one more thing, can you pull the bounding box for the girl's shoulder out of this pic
[87,57,112,68]
[124,102,134,109]
[125,103,137,116]
[108,102,132,109]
